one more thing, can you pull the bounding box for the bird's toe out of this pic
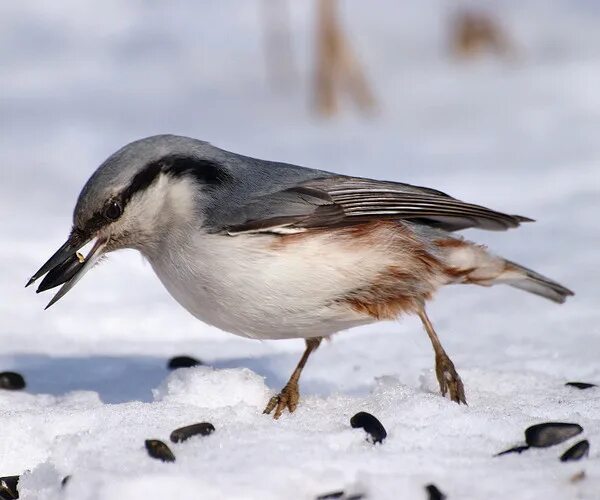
[263,382,300,419]
[435,354,467,405]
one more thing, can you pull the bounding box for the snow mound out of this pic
[153,366,270,409]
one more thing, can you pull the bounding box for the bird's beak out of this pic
[26,233,108,309]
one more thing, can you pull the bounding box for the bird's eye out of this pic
[103,200,122,221]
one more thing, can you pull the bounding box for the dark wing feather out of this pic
[224,176,532,234]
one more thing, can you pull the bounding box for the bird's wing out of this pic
[222,176,532,234]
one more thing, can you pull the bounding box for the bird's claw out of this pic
[263,382,300,419]
[435,353,467,405]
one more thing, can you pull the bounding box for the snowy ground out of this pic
[1,1,599,499]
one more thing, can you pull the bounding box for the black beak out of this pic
[26,237,80,288]
[26,233,107,309]
[36,251,85,293]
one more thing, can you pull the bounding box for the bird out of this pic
[26,135,574,418]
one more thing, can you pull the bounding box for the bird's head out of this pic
[27,134,232,308]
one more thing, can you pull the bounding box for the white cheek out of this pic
[164,177,198,216]
[118,175,199,240]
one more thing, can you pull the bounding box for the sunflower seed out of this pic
[525,422,583,448]
[565,382,596,390]
[425,484,446,500]
[315,491,364,500]
[167,356,202,370]
[145,439,176,462]
[316,491,345,500]
[170,422,215,443]
[560,440,589,462]
[0,476,19,500]
[0,372,26,391]
[350,412,387,444]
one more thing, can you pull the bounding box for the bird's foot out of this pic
[435,353,467,404]
[263,381,300,419]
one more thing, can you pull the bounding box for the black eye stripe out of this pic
[121,155,230,205]
[81,154,229,235]
[121,160,163,205]
[164,156,231,185]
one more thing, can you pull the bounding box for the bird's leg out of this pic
[263,337,322,419]
[417,308,467,404]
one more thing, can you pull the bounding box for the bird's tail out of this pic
[498,260,574,304]
[439,239,574,304]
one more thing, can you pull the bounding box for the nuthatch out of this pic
[27,135,573,418]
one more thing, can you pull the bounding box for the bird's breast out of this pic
[146,222,450,339]
[144,229,388,339]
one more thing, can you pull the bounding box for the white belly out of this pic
[145,231,384,339]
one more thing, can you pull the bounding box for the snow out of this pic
[1,1,599,499]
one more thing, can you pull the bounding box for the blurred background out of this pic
[0,0,598,387]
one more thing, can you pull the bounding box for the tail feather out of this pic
[437,237,574,304]
[502,260,574,304]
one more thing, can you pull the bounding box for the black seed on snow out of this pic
[61,475,71,487]
[316,491,345,500]
[315,492,364,500]
[560,440,590,462]
[565,382,597,390]
[0,372,26,391]
[525,422,583,448]
[350,412,387,444]
[495,445,530,457]
[167,356,202,370]
[0,475,19,500]
[145,439,176,462]
[170,422,215,443]
[425,484,446,500]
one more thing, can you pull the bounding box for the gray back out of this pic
[74,134,332,230]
